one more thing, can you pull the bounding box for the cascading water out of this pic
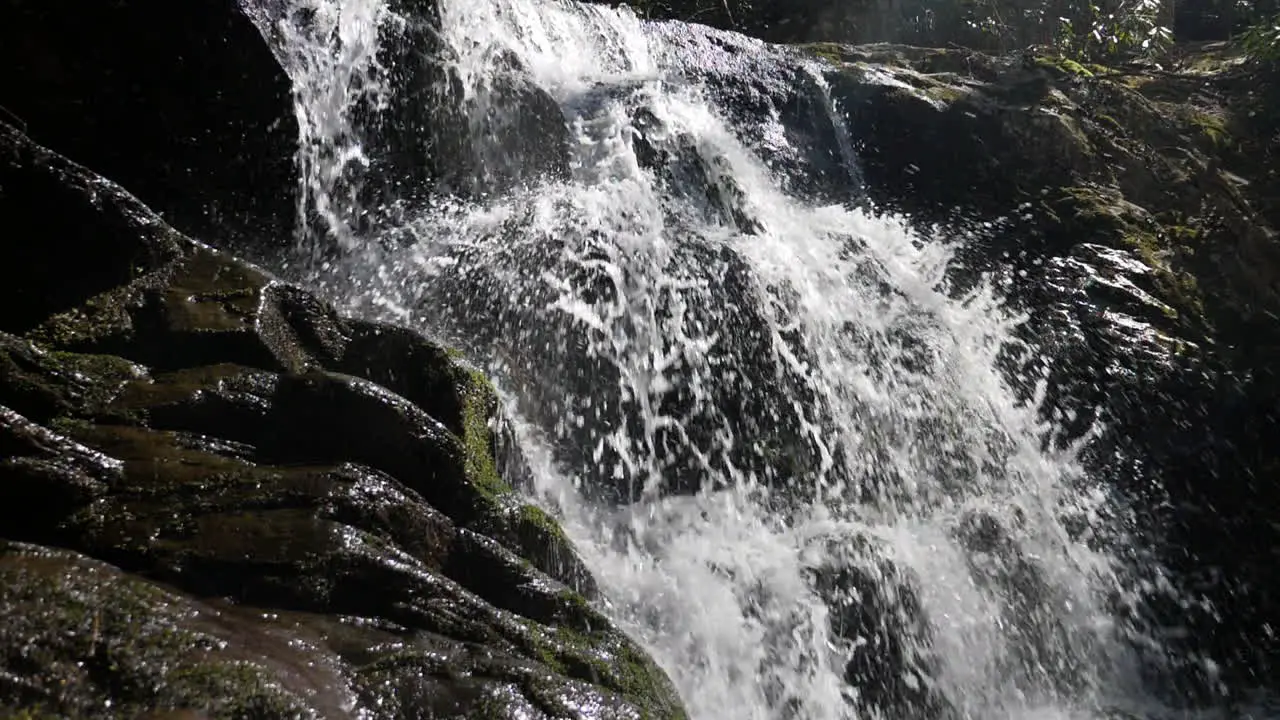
[246,0,1209,717]
[248,0,391,257]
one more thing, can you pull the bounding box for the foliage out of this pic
[951,0,1280,64]
[959,0,1173,60]
[1241,12,1280,62]
[628,0,1278,68]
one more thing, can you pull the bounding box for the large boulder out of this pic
[0,120,688,719]
[211,0,571,251]
[371,0,571,201]
[818,42,1280,693]
[0,0,299,250]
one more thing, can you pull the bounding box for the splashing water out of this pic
[245,0,1209,718]
[246,0,395,258]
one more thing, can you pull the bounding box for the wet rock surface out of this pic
[0,121,686,719]
[383,0,571,199]
[813,42,1280,692]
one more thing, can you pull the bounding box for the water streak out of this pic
[247,0,397,259]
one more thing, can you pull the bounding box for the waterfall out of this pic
[244,0,396,259]
[244,0,1210,717]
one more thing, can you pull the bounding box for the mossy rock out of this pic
[0,542,313,719]
[0,122,687,718]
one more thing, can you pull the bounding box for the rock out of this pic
[801,532,948,719]
[814,43,1280,693]
[354,0,570,209]
[236,0,570,248]
[0,0,299,250]
[409,205,838,505]
[646,23,860,203]
[0,541,333,718]
[0,120,687,719]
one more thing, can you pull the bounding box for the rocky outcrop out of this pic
[372,0,571,202]
[0,0,299,250]
[0,0,571,258]
[815,41,1280,692]
[0,120,687,719]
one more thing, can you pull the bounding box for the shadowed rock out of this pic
[0,0,298,249]
[0,120,686,719]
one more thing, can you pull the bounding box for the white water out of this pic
[245,0,1208,718]
[246,0,397,255]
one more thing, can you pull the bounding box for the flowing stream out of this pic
[246,0,1223,717]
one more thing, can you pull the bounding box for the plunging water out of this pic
[248,0,1203,717]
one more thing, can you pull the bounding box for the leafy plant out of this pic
[960,0,1173,59]
[1241,12,1280,62]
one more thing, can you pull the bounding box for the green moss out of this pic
[515,504,568,544]
[556,587,593,615]
[28,284,139,351]
[553,626,688,720]
[49,351,143,384]
[1051,187,1207,325]
[459,368,513,503]
[1095,113,1123,132]
[2,708,62,720]
[453,369,587,583]
[921,81,966,104]
[510,614,684,719]
[1118,74,1154,90]
[164,660,305,718]
[47,415,95,437]
[1184,46,1248,74]
[50,350,146,421]
[803,42,848,65]
[0,543,311,718]
[1119,229,1206,321]
[1034,54,1095,78]
[0,336,144,423]
[1188,110,1231,148]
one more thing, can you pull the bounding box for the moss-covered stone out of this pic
[1032,54,1095,78]
[459,367,513,503]
[0,122,688,718]
[1187,109,1232,148]
[0,542,313,719]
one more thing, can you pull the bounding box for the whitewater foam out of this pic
[246,0,1193,717]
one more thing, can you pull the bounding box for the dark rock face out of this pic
[803,533,946,719]
[817,42,1280,694]
[0,121,687,719]
[645,23,861,203]
[0,0,299,250]
[373,2,571,200]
